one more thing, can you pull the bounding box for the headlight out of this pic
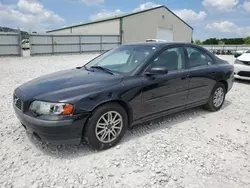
[29,101,73,115]
[234,59,243,65]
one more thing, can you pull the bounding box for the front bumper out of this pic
[234,64,250,81]
[14,105,89,145]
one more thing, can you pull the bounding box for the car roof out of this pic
[121,42,216,59]
[122,42,198,48]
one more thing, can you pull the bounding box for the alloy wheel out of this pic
[213,87,224,108]
[95,111,123,143]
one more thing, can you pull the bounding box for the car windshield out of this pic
[84,45,158,73]
[246,50,250,53]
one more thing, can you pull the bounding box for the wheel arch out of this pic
[218,80,228,92]
[112,100,133,126]
[83,99,133,129]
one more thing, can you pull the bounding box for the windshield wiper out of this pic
[77,65,93,72]
[90,66,114,75]
[82,65,90,70]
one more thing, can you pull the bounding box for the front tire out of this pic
[84,103,128,150]
[204,82,226,112]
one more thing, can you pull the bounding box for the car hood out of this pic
[238,53,250,61]
[18,68,123,102]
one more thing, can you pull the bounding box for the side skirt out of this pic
[131,99,208,127]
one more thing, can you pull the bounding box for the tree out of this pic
[0,27,29,39]
[220,38,244,44]
[200,37,248,45]
[203,38,219,45]
[194,40,202,45]
[244,36,250,44]
[218,40,224,45]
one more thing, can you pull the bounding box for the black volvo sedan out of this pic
[13,42,234,150]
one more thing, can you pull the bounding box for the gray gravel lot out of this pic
[0,54,250,188]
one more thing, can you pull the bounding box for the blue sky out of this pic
[0,0,250,40]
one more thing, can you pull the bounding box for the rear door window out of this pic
[186,47,213,68]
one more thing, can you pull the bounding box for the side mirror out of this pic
[145,66,168,76]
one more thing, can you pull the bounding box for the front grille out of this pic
[14,95,23,110]
[242,61,250,66]
[238,71,250,77]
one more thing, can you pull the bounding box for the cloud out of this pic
[133,2,161,12]
[66,0,104,6]
[202,0,239,12]
[90,3,206,27]
[90,9,123,20]
[174,9,207,22]
[243,1,250,12]
[206,21,250,36]
[17,0,44,13]
[89,2,161,21]
[0,0,64,32]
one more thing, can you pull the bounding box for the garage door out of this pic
[156,28,173,42]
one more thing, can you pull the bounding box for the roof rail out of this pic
[146,39,167,42]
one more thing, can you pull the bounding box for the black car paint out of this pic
[18,69,124,103]
[141,70,189,118]
[13,43,234,144]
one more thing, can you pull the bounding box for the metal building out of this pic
[47,6,193,43]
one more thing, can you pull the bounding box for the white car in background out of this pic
[234,49,250,80]
[234,49,248,58]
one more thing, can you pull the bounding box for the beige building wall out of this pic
[158,7,192,42]
[72,19,120,35]
[122,7,192,43]
[48,19,120,35]
[122,8,159,43]
[48,7,192,43]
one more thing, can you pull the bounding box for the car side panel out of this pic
[141,70,189,118]
[72,76,144,122]
[117,76,145,120]
[186,65,218,105]
[213,64,234,92]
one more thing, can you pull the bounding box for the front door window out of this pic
[150,47,184,71]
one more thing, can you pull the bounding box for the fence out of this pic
[30,34,121,56]
[201,45,250,52]
[0,32,21,56]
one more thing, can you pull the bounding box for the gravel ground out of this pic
[0,54,250,188]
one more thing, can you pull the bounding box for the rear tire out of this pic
[84,103,128,150]
[204,82,226,112]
